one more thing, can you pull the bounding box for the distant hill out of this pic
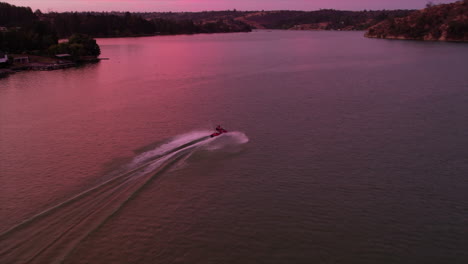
[365,1,468,41]
[136,9,415,31]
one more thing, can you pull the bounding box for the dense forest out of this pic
[0,2,251,54]
[135,9,415,30]
[0,2,36,26]
[0,3,57,52]
[366,1,468,41]
[46,12,251,38]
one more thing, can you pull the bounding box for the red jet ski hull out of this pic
[210,130,227,137]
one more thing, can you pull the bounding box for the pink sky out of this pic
[7,0,459,12]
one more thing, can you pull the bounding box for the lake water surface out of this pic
[1,30,468,263]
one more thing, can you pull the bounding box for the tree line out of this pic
[46,12,249,38]
[0,2,36,26]
[265,9,415,30]
[366,1,468,41]
[0,2,251,55]
[136,9,415,30]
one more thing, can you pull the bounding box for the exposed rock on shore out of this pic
[365,1,468,42]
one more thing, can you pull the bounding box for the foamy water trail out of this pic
[0,130,248,264]
[129,130,212,167]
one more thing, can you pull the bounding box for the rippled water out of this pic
[1,30,468,263]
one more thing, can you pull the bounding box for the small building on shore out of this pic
[13,56,29,64]
[0,52,8,63]
[55,54,72,63]
[56,54,71,59]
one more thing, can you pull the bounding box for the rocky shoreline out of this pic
[365,34,468,42]
[366,1,468,42]
[0,55,101,78]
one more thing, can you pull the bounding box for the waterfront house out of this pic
[56,54,71,59]
[13,56,29,64]
[0,52,8,63]
[55,54,72,63]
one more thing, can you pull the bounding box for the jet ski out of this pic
[210,125,228,137]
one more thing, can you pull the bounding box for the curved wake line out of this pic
[59,148,195,264]
[0,134,210,239]
[129,131,211,167]
[0,131,248,264]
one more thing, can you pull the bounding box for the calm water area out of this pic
[1,30,468,263]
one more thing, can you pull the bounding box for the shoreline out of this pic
[365,34,468,43]
[0,57,102,78]
[88,28,252,39]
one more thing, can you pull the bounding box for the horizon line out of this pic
[41,7,417,14]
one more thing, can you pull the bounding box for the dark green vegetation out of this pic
[0,2,36,26]
[135,9,414,30]
[47,11,251,38]
[48,34,100,59]
[0,2,252,57]
[0,3,57,53]
[366,1,468,41]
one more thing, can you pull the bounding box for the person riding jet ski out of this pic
[215,125,227,133]
[211,125,228,137]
